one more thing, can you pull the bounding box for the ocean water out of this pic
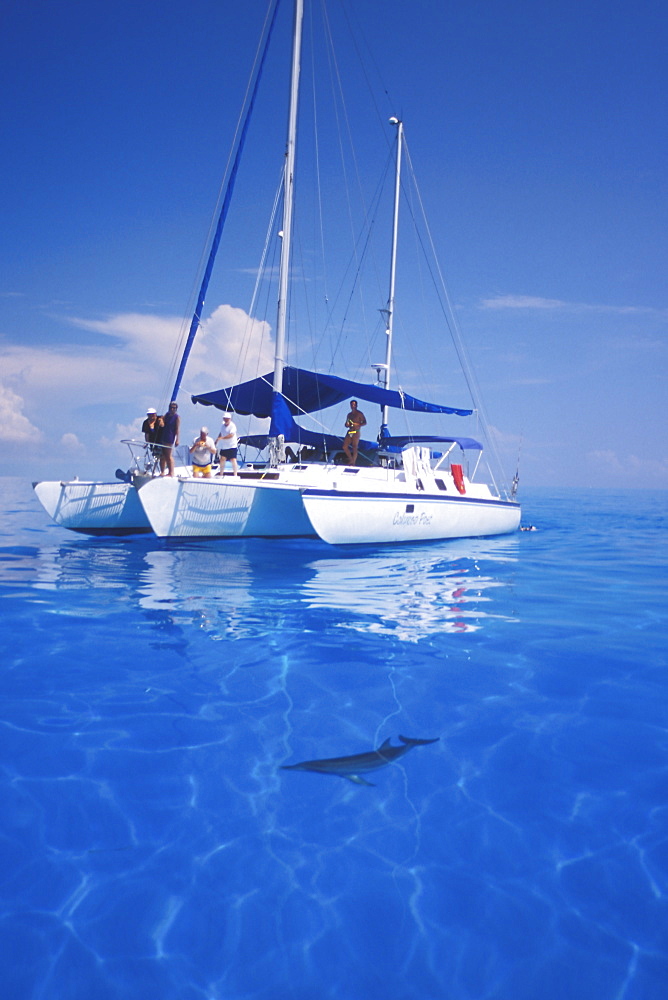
[1,478,666,1000]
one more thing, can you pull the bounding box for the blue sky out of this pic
[1,0,666,489]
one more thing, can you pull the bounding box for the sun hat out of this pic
[223,412,232,419]
[146,408,157,414]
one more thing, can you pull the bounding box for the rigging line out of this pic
[400,138,509,487]
[319,0,379,354]
[308,1,329,310]
[168,0,282,406]
[319,155,390,376]
[326,218,378,373]
[232,167,284,387]
[336,0,399,130]
[311,148,392,373]
[162,5,280,409]
[312,3,399,383]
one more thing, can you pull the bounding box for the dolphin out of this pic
[280,735,439,786]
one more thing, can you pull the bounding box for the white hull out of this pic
[302,488,520,544]
[137,461,520,544]
[33,479,151,535]
[137,474,315,538]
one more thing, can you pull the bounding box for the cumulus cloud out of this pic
[69,312,184,361]
[188,304,274,388]
[68,303,275,391]
[60,432,85,452]
[1,303,274,408]
[0,383,43,443]
[0,302,276,475]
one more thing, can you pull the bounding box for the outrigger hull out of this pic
[301,487,520,545]
[32,479,152,536]
[136,474,315,538]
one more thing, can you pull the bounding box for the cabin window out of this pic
[343,468,360,475]
[435,478,447,491]
[406,504,414,513]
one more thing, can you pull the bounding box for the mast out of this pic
[273,0,304,406]
[380,116,403,431]
[169,0,280,406]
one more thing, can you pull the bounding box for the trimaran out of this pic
[34,0,520,544]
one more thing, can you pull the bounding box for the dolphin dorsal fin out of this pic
[378,738,392,749]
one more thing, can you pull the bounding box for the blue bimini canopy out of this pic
[192,366,473,418]
[241,393,376,454]
[382,435,483,451]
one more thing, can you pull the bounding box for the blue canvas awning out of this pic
[192,366,472,418]
[241,394,376,453]
[381,435,483,451]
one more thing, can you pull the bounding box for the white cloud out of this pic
[480,294,667,316]
[60,432,85,452]
[587,449,668,485]
[68,303,275,391]
[187,304,274,388]
[587,449,624,474]
[99,418,144,449]
[1,303,274,407]
[0,383,43,443]
[481,295,568,310]
[1,343,149,397]
[486,423,522,449]
[69,312,183,361]
[0,302,276,476]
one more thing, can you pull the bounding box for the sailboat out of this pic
[136,0,521,543]
[34,0,520,544]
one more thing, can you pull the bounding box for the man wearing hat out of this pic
[215,412,239,476]
[142,407,160,443]
[141,407,163,467]
[189,427,216,478]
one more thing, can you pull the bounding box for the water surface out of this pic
[1,480,666,999]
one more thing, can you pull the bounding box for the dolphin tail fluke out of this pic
[398,735,440,746]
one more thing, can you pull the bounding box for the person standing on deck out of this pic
[342,400,366,465]
[189,427,216,478]
[141,407,163,467]
[159,401,180,477]
[216,413,239,476]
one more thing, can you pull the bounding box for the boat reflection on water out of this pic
[302,535,520,641]
[28,533,519,642]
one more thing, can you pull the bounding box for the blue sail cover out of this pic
[241,393,375,453]
[191,366,473,418]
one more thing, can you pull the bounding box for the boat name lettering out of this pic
[393,512,433,527]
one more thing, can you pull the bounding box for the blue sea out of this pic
[1,479,666,1000]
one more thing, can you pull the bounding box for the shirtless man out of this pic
[342,399,366,465]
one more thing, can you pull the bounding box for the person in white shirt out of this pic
[189,427,216,478]
[216,413,239,475]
